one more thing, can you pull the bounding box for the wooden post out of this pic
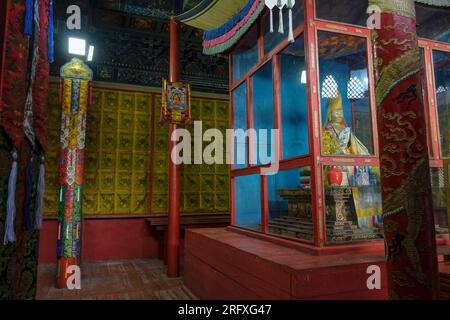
[167,16,181,278]
[370,0,439,299]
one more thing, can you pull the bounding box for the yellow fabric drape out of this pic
[178,0,248,30]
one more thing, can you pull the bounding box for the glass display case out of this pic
[279,35,309,159]
[323,165,383,242]
[434,50,450,158]
[420,9,450,235]
[317,31,374,156]
[430,167,449,234]
[232,23,259,82]
[230,0,450,249]
[234,174,262,231]
[268,166,313,241]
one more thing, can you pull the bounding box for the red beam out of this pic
[260,175,268,233]
[304,0,325,247]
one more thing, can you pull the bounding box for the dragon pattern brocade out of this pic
[371,0,438,299]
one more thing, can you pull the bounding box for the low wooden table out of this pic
[146,212,230,263]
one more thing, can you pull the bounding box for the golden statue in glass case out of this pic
[322,92,369,156]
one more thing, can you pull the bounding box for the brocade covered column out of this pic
[370,0,439,299]
[56,58,92,289]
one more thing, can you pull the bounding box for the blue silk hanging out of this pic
[48,0,54,63]
[24,155,34,231]
[24,0,34,36]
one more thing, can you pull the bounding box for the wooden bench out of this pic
[146,212,230,262]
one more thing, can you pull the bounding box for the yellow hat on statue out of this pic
[326,91,344,123]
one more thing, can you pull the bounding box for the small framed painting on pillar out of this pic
[161,80,192,125]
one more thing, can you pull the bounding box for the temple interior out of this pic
[1,0,450,302]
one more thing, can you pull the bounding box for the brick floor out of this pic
[36,259,195,300]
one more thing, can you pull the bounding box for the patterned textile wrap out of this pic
[202,0,266,55]
[47,0,54,63]
[0,129,15,299]
[33,0,50,151]
[23,0,51,149]
[0,0,43,300]
[56,58,92,289]
[370,0,439,299]
[22,0,40,232]
[202,0,263,48]
[203,0,259,40]
[31,0,51,231]
[0,0,29,148]
[1,0,30,245]
[23,0,39,151]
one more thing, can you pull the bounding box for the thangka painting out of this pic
[161,80,192,125]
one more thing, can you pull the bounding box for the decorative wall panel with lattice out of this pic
[45,83,229,217]
[151,97,230,214]
[45,85,152,216]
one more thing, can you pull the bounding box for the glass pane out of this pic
[419,48,434,158]
[233,24,259,82]
[280,35,309,159]
[268,166,313,242]
[324,165,383,243]
[434,50,450,158]
[430,167,449,235]
[252,62,274,165]
[263,2,305,54]
[233,83,248,169]
[234,174,261,230]
[417,4,450,43]
[318,31,374,156]
[315,0,368,26]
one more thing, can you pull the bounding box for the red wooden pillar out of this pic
[167,16,181,278]
[305,0,326,247]
[370,0,439,299]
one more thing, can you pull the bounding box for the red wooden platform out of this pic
[184,228,389,300]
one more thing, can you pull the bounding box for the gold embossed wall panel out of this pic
[152,95,170,213]
[44,84,61,216]
[151,96,230,214]
[45,84,152,216]
[45,82,229,217]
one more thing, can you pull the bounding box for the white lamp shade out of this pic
[68,37,86,56]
